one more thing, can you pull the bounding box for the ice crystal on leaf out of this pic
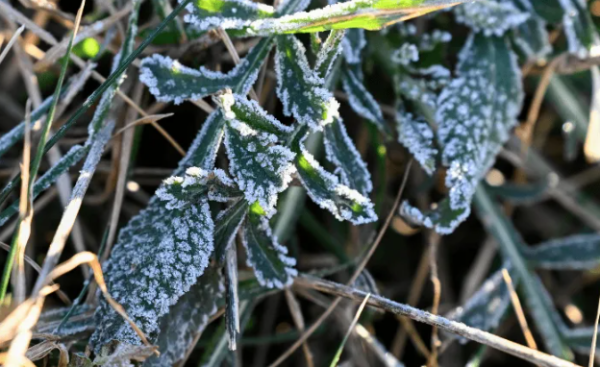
[139,38,274,104]
[275,35,340,131]
[395,107,438,176]
[90,197,214,347]
[341,66,387,133]
[242,209,298,288]
[391,43,419,65]
[219,93,296,217]
[402,33,523,234]
[314,30,345,79]
[292,127,377,224]
[454,0,529,36]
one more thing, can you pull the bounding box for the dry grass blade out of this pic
[427,232,441,367]
[502,268,539,351]
[113,113,175,137]
[217,27,259,102]
[0,25,25,66]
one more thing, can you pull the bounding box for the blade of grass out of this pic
[0,25,25,66]
[502,268,539,351]
[0,0,86,303]
[329,294,371,367]
[588,295,600,367]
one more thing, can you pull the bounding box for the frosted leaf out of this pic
[402,34,523,234]
[447,265,515,336]
[275,35,340,131]
[555,0,596,57]
[341,65,387,133]
[0,145,87,227]
[395,108,438,176]
[314,30,345,79]
[454,0,529,36]
[94,343,157,367]
[143,266,223,367]
[157,167,242,209]
[90,198,215,348]
[292,127,377,225]
[139,38,274,104]
[391,43,419,65]
[179,110,226,171]
[214,199,249,263]
[522,234,600,270]
[323,117,373,195]
[181,0,275,33]
[225,245,240,350]
[221,95,296,217]
[342,29,366,64]
[242,209,297,288]
[277,0,311,15]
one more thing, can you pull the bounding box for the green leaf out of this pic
[522,234,600,270]
[563,327,600,355]
[158,167,242,206]
[323,117,372,195]
[292,126,377,224]
[218,0,468,35]
[341,66,387,133]
[0,145,87,227]
[242,210,298,288]
[402,33,523,234]
[214,199,249,263]
[447,265,515,336]
[225,245,240,350]
[219,93,296,216]
[341,29,366,64]
[139,37,274,104]
[275,35,340,131]
[91,197,215,348]
[315,30,346,79]
[474,186,573,360]
[454,0,529,36]
[395,106,437,176]
[143,266,223,367]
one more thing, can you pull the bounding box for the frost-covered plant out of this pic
[80,0,600,363]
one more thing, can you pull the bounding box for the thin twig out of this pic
[267,160,413,367]
[284,289,314,367]
[295,274,582,367]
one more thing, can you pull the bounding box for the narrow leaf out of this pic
[242,209,298,288]
[143,266,224,367]
[275,35,340,131]
[522,234,600,270]
[323,117,373,195]
[292,127,377,225]
[510,0,552,59]
[183,0,275,33]
[315,29,346,79]
[486,179,550,204]
[214,199,249,263]
[341,65,387,133]
[140,37,274,104]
